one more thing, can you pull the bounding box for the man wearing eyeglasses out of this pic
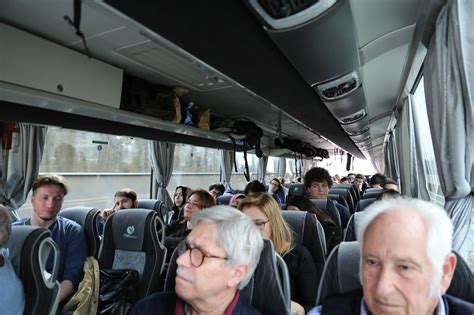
[131,206,264,314]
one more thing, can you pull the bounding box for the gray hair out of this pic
[191,205,264,289]
[0,205,12,247]
[356,197,453,297]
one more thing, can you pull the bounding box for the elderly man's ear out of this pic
[226,265,249,288]
[440,253,457,294]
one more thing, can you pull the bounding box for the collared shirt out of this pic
[309,296,447,315]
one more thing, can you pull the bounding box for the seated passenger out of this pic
[267,177,285,204]
[209,183,225,201]
[14,174,87,303]
[286,195,340,253]
[101,188,138,220]
[339,177,349,184]
[304,167,350,228]
[383,178,400,192]
[229,193,245,208]
[309,198,474,314]
[169,185,190,226]
[239,193,318,314]
[167,189,215,239]
[354,174,366,193]
[244,180,266,196]
[347,173,356,183]
[376,188,401,200]
[131,206,264,314]
[0,205,25,315]
[369,173,386,188]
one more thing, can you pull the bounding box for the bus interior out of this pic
[0,0,473,313]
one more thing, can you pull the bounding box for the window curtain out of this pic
[277,157,286,178]
[395,100,413,196]
[257,155,268,184]
[0,123,47,220]
[220,150,233,190]
[383,132,400,186]
[149,141,175,209]
[424,0,473,255]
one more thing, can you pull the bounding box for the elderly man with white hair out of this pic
[309,197,474,315]
[131,205,264,314]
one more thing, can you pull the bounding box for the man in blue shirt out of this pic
[0,204,25,315]
[14,174,87,304]
[304,167,350,228]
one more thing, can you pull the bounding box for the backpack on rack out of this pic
[227,121,264,182]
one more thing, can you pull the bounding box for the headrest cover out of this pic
[112,209,153,251]
[337,241,361,293]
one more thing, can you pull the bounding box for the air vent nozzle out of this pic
[317,71,360,101]
[347,126,370,137]
[258,0,319,19]
[338,109,367,125]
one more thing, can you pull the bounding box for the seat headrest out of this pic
[281,210,306,246]
[60,207,99,227]
[6,226,49,274]
[137,199,164,211]
[110,209,155,251]
[311,199,328,211]
[217,194,233,205]
[316,241,361,305]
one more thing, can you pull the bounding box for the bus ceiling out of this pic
[0,0,445,161]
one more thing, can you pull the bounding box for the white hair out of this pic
[191,205,264,289]
[355,197,453,297]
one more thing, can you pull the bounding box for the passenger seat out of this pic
[60,207,101,258]
[98,209,167,299]
[6,226,61,315]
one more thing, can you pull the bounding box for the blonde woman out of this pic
[238,193,318,314]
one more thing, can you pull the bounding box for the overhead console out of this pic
[244,0,372,156]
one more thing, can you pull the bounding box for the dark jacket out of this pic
[131,291,261,315]
[320,290,474,315]
[283,244,318,313]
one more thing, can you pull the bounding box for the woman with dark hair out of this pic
[169,186,189,226]
[286,195,340,253]
[238,193,317,314]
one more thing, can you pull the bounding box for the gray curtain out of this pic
[0,124,48,220]
[277,157,286,178]
[395,101,412,196]
[149,141,175,209]
[384,132,400,186]
[257,155,268,184]
[424,0,473,254]
[220,150,233,190]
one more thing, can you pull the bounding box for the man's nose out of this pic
[176,250,191,267]
[375,267,397,297]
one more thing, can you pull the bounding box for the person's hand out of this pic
[102,207,115,220]
[290,301,305,315]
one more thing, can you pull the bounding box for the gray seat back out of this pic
[7,226,61,315]
[60,207,101,257]
[355,198,376,212]
[98,209,167,299]
[316,241,361,305]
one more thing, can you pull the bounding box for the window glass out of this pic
[411,78,444,205]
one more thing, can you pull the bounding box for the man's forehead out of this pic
[35,184,65,195]
[187,223,219,249]
[364,207,428,246]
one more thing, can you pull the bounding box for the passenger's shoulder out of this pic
[13,217,29,225]
[132,292,177,314]
[57,216,85,233]
[443,294,474,313]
